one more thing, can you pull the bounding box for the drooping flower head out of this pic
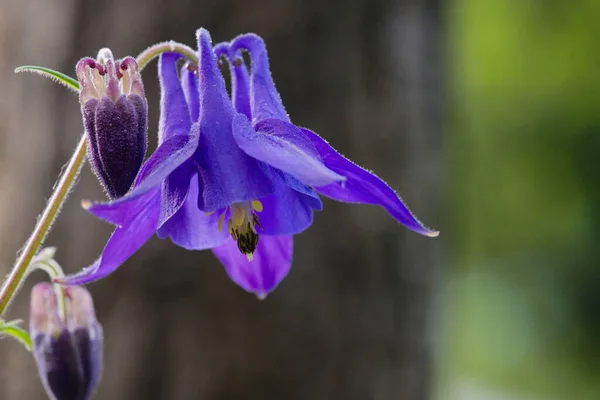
[30,282,103,400]
[76,48,148,199]
[60,28,437,298]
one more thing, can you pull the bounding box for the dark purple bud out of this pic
[30,282,103,400]
[76,48,147,199]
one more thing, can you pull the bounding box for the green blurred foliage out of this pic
[439,0,600,399]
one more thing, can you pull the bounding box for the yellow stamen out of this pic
[227,219,234,237]
[217,211,226,232]
[251,200,263,212]
[224,201,263,257]
[232,206,245,227]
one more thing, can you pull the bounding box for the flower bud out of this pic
[76,48,147,199]
[30,282,103,400]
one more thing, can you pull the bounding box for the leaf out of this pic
[0,319,32,351]
[14,65,80,92]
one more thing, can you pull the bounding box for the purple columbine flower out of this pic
[59,28,437,298]
[30,282,103,400]
[77,49,148,199]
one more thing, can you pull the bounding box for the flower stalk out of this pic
[0,135,86,316]
[135,41,198,71]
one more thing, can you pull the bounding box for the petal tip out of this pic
[255,292,268,301]
[54,263,101,286]
[425,229,440,238]
[213,42,229,58]
[229,33,265,54]
[196,28,211,46]
[52,276,74,286]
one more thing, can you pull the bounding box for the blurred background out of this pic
[0,0,598,399]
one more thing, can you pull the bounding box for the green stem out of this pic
[135,41,198,71]
[0,135,87,316]
[28,257,67,321]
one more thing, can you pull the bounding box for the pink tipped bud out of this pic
[76,49,148,199]
[30,283,103,400]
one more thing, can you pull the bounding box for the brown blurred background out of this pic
[0,0,441,399]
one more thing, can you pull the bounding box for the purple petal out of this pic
[232,115,345,187]
[58,190,160,285]
[158,162,193,228]
[180,63,200,122]
[258,169,320,235]
[84,185,159,227]
[275,170,323,211]
[83,126,198,226]
[194,28,274,212]
[196,29,235,119]
[302,128,439,237]
[157,174,230,250]
[158,53,191,144]
[212,235,293,298]
[213,42,229,58]
[228,50,252,120]
[229,33,289,124]
[126,124,198,202]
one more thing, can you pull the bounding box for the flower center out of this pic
[217,201,263,261]
[76,48,144,105]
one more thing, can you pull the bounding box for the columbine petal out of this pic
[230,54,252,119]
[83,183,159,228]
[158,53,191,143]
[232,115,345,187]
[228,33,288,124]
[58,190,160,285]
[213,42,229,60]
[212,235,293,298]
[91,125,199,214]
[275,170,323,211]
[157,174,230,250]
[301,128,439,237]
[159,162,193,228]
[194,28,274,212]
[258,169,321,235]
[81,123,198,228]
[180,63,200,122]
[215,43,252,120]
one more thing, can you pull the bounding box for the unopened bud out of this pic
[30,283,103,400]
[76,49,147,199]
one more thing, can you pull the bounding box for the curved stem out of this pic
[136,41,198,71]
[27,258,67,321]
[0,134,87,316]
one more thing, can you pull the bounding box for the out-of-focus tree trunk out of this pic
[0,0,442,399]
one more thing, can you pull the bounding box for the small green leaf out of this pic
[0,319,33,351]
[15,65,79,92]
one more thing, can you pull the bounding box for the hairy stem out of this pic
[136,41,198,71]
[0,135,86,316]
